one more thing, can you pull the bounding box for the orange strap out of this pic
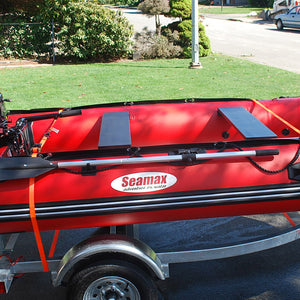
[29,176,49,272]
[48,230,60,258]
[28,110,63,271]
[36,109,64,152]
[283,212,296,227]
[252,98,300,135]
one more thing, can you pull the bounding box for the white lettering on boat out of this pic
[111,172,177,193]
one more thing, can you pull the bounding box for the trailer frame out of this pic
[0,221,300,297]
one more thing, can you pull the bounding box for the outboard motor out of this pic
[0,93,10,137]
[0,94,31,155]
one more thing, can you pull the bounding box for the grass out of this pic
[0,55,299,110]
[198,6,266,15]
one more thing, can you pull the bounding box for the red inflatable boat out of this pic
[1,95,300,234]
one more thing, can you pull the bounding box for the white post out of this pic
[190,0,202,69]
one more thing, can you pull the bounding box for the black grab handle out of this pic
[255,149,279,156]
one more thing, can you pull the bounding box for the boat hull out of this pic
[1,97,300,233]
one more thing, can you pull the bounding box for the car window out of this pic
[289,7,296,14]
[278,0,288,7]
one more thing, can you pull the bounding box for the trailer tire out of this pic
[276,19,283,30]
[67,260,159,300]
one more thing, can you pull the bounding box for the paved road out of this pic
[202,15,300,74]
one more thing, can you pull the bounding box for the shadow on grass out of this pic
[103,63,191,69]
[49,59,192,69]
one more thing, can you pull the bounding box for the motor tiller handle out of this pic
[20,109,82,122]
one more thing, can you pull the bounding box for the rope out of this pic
[248,99,300,174]
[252,98,300,135]
[233,143,300,174]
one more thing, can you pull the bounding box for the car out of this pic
[274,5,300,30]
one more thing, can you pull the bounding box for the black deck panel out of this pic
[218,106,277,139]
[99,111,132,149]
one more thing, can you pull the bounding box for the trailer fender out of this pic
[52,234,165,287]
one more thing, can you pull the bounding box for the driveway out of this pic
[120,8,300,74]
[113,7,179,33]
[202,15,300,74]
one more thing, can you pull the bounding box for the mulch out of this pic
[0,59,51,68]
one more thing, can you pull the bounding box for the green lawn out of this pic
[0,55,299,110]
[198,6,266,15]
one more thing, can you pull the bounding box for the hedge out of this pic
[40,1,134,61]
[0,1,134,62]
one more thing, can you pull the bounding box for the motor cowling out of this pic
[0,93,10,136]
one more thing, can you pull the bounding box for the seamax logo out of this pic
[111,172,177,193]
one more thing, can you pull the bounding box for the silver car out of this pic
[275,5,300,30]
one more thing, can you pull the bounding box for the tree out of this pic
[138,0,170,35]
[161,0,211,58]
[136,0,211,58]
[168,0,192,20]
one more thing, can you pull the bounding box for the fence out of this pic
[0,21,56,63]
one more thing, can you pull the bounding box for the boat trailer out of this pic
[0,218,300,298]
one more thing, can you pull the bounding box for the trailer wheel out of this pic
[67,260,159,300]
[276,19,283,30]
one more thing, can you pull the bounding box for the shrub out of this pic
[41,0,134,61]
[134,29,182,58]
[127,0,141,7]
[168,0,192,20]
[0,14,51,59]
[96,0,139,6]
[248,0,273,7]
[162,20,211,58]
[0,0,43,14]
[162,0,211,58]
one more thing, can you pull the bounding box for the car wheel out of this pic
[276,19,283,30]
